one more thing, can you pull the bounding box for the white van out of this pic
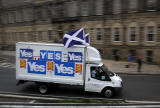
[16,42,122,98]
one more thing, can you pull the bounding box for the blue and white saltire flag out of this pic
[84,33,90,46]
[63,28,86,48]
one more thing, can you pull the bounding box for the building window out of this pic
[114,28,120,41]
[57,25,63,41]
[38,31,42,41]
[81,1,89,16]
[147,26,154,41]
[8,11,16,24]
[66,1,77,17]
[16,10,24,22]
[19,32,25,41]
[90,28,94,33]
[12,32,17,42]
[23,8,34,22]
[129,0,137,11]
[89,28,94,40]
[146,50,153,62]
[58,30,63,42]
[113,0,121,14]
[95,0,103,15]
[15,32,19,41]
[35,6,43,20]
[56,5,64,18]
[1,13,7,24]
[48,30,53,40]
[130,27,136,41]
[96,28,102,40]
[28,32,34,41]
[147,0,157,7]
[7,32,12,43]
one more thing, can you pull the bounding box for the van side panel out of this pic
[16,42,85,85]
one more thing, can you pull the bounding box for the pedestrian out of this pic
[128,54,134,68]
[137,57,142,72]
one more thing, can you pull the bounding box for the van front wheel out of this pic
[38,84,48,94]
[102,88,114,98]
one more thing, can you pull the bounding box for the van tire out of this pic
[38,83,49,94]
[102,87,114,98]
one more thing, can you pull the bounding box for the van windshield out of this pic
[100,65,115,77]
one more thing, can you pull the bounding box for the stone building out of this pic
[0,0,160,64]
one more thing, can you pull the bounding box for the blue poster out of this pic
[40,50,47,60]
[20,49,33,59]
[47,51,54,61]
[27,60,46,74]
[54,51,62,62]
[68,52,82,63]
[40,50,62,61]
[54,61,75,77]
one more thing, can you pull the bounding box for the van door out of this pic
[84,64,112,93]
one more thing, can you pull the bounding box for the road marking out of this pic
[1,105,160,108]
[29,100,36,103]
[0,63,10,67]
[10,65,16,68]
[0,62,15,68]
[0,93,61,101]
[0,91,122,101]
[126,100,160,104]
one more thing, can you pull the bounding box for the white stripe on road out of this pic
[10,65,16,68]
[29,100,36,103]
[0,93,61,101]
[0,92,119,101]
[1,105,160,108]
[0,63,11,67]
[0,62,15,68]
[126,100,160,104]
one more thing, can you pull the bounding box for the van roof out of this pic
[16,42,87,48]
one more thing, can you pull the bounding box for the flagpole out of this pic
[86,45,88,64]
[84,30,90,64]
[85,43,90,64]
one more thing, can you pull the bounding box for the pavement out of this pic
[1,50,160,75]
[103,60,160,75]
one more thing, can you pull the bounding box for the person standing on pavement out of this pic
[137,57,142,72]
[128,54,134,67]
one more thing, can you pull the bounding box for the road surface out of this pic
[0,55,160,101]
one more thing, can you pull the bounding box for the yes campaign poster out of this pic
[40,50,48,61]
[40,50,62,61]
[54,61,75,77]
[27,60,46,74]
[54,51,62,62]
[20,49,33,59]
[68,52,82,63]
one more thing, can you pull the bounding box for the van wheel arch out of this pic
[101,87,115,98]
